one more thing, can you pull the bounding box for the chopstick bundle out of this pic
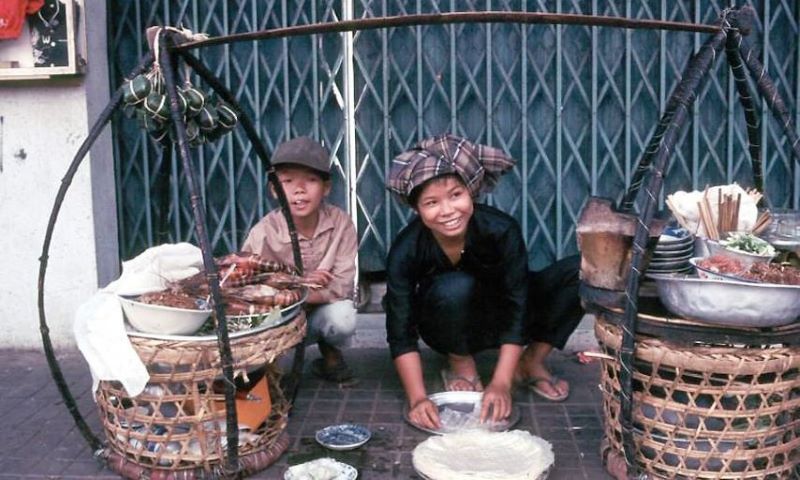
[665,196,692,231]
[698,188,720,240]
[752,211,772,235]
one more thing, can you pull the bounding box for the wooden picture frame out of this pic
[0,0,81,80]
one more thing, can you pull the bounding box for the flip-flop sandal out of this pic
[311,358,360,387]
[523,375,569,402]
[440,368,484,392]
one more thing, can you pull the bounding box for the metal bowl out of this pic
[688,257,756,283]
[652,274,800,327]
[403,391,520,435]
[705,238,774,267]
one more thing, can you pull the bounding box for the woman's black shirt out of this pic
[384,203,529,359]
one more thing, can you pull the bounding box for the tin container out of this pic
[652,274,800,327]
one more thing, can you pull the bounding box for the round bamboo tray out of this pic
[96,311,306,478]
[595,314,800,479]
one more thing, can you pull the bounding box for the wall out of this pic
[0,0,113,349]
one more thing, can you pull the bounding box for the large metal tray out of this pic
[652,274,800,328]
[126,294,305,341]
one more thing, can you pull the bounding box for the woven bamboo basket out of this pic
[595,315,800,479]
[96,311,306,477]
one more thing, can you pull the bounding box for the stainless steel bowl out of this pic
[652,274,800,327]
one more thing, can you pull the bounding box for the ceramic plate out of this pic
[653,245,695,258]
[284,458,357,480]
[315,423,371,450]
[648,257,691,269]
[403,391,520,435]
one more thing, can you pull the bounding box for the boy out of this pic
[242,136,359,386]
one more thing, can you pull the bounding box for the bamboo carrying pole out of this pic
[36,53,155,453]
[177,50,308,404]
[157,33,242,473]
[617,28,728,475]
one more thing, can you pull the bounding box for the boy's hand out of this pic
[305,269,334,287]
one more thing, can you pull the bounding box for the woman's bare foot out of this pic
[442,354,483,391]
[516,342,569,400]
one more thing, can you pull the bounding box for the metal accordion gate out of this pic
[108,0,800,273]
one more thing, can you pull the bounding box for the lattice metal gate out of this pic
[108,1,799,272]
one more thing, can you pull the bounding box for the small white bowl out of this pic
[119,296,211,335]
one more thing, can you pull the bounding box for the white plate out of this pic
[315,424,371,451]
[284,458,357,480]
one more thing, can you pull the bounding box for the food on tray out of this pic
[696,255,800,285]
[719,232,775,256]
[747,262,800,285]
[137,290,206,310]
[412,430,553,480]
[134,252,312,316]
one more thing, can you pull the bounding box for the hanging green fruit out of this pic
[196,105,219,133]
[124,60,237,148]
[216,101,238,130]
[144,93,170,122]
[182,86,205,117]
[123,74,152,105]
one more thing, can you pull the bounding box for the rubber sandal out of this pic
[522,375,569,402]
[439,368,484,392]
[311,358,360,387]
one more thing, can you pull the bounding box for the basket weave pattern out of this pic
[595,316,800,479]
[96,312,306,473]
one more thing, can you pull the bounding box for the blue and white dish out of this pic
[315,423,371,451]
[662,226,690,239]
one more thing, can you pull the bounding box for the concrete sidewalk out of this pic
[0,319,610,479]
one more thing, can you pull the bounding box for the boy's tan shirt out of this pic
[241,203,357,302]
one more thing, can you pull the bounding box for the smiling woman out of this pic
[384,134,584,432]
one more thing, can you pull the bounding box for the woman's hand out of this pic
[408,397,441,430]
[480,382,512,423]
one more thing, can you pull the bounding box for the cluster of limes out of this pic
[122,69,238,147]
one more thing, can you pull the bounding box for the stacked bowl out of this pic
[647,228,694,276]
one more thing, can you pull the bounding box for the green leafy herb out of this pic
[720,232,776,256]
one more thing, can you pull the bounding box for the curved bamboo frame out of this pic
[36,5,800,479]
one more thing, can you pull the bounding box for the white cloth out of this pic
[74,243,203,397]
[667,184,759,238]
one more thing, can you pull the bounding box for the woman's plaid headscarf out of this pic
[386,134,516,203]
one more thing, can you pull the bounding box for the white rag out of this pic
[74,242,204,397]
